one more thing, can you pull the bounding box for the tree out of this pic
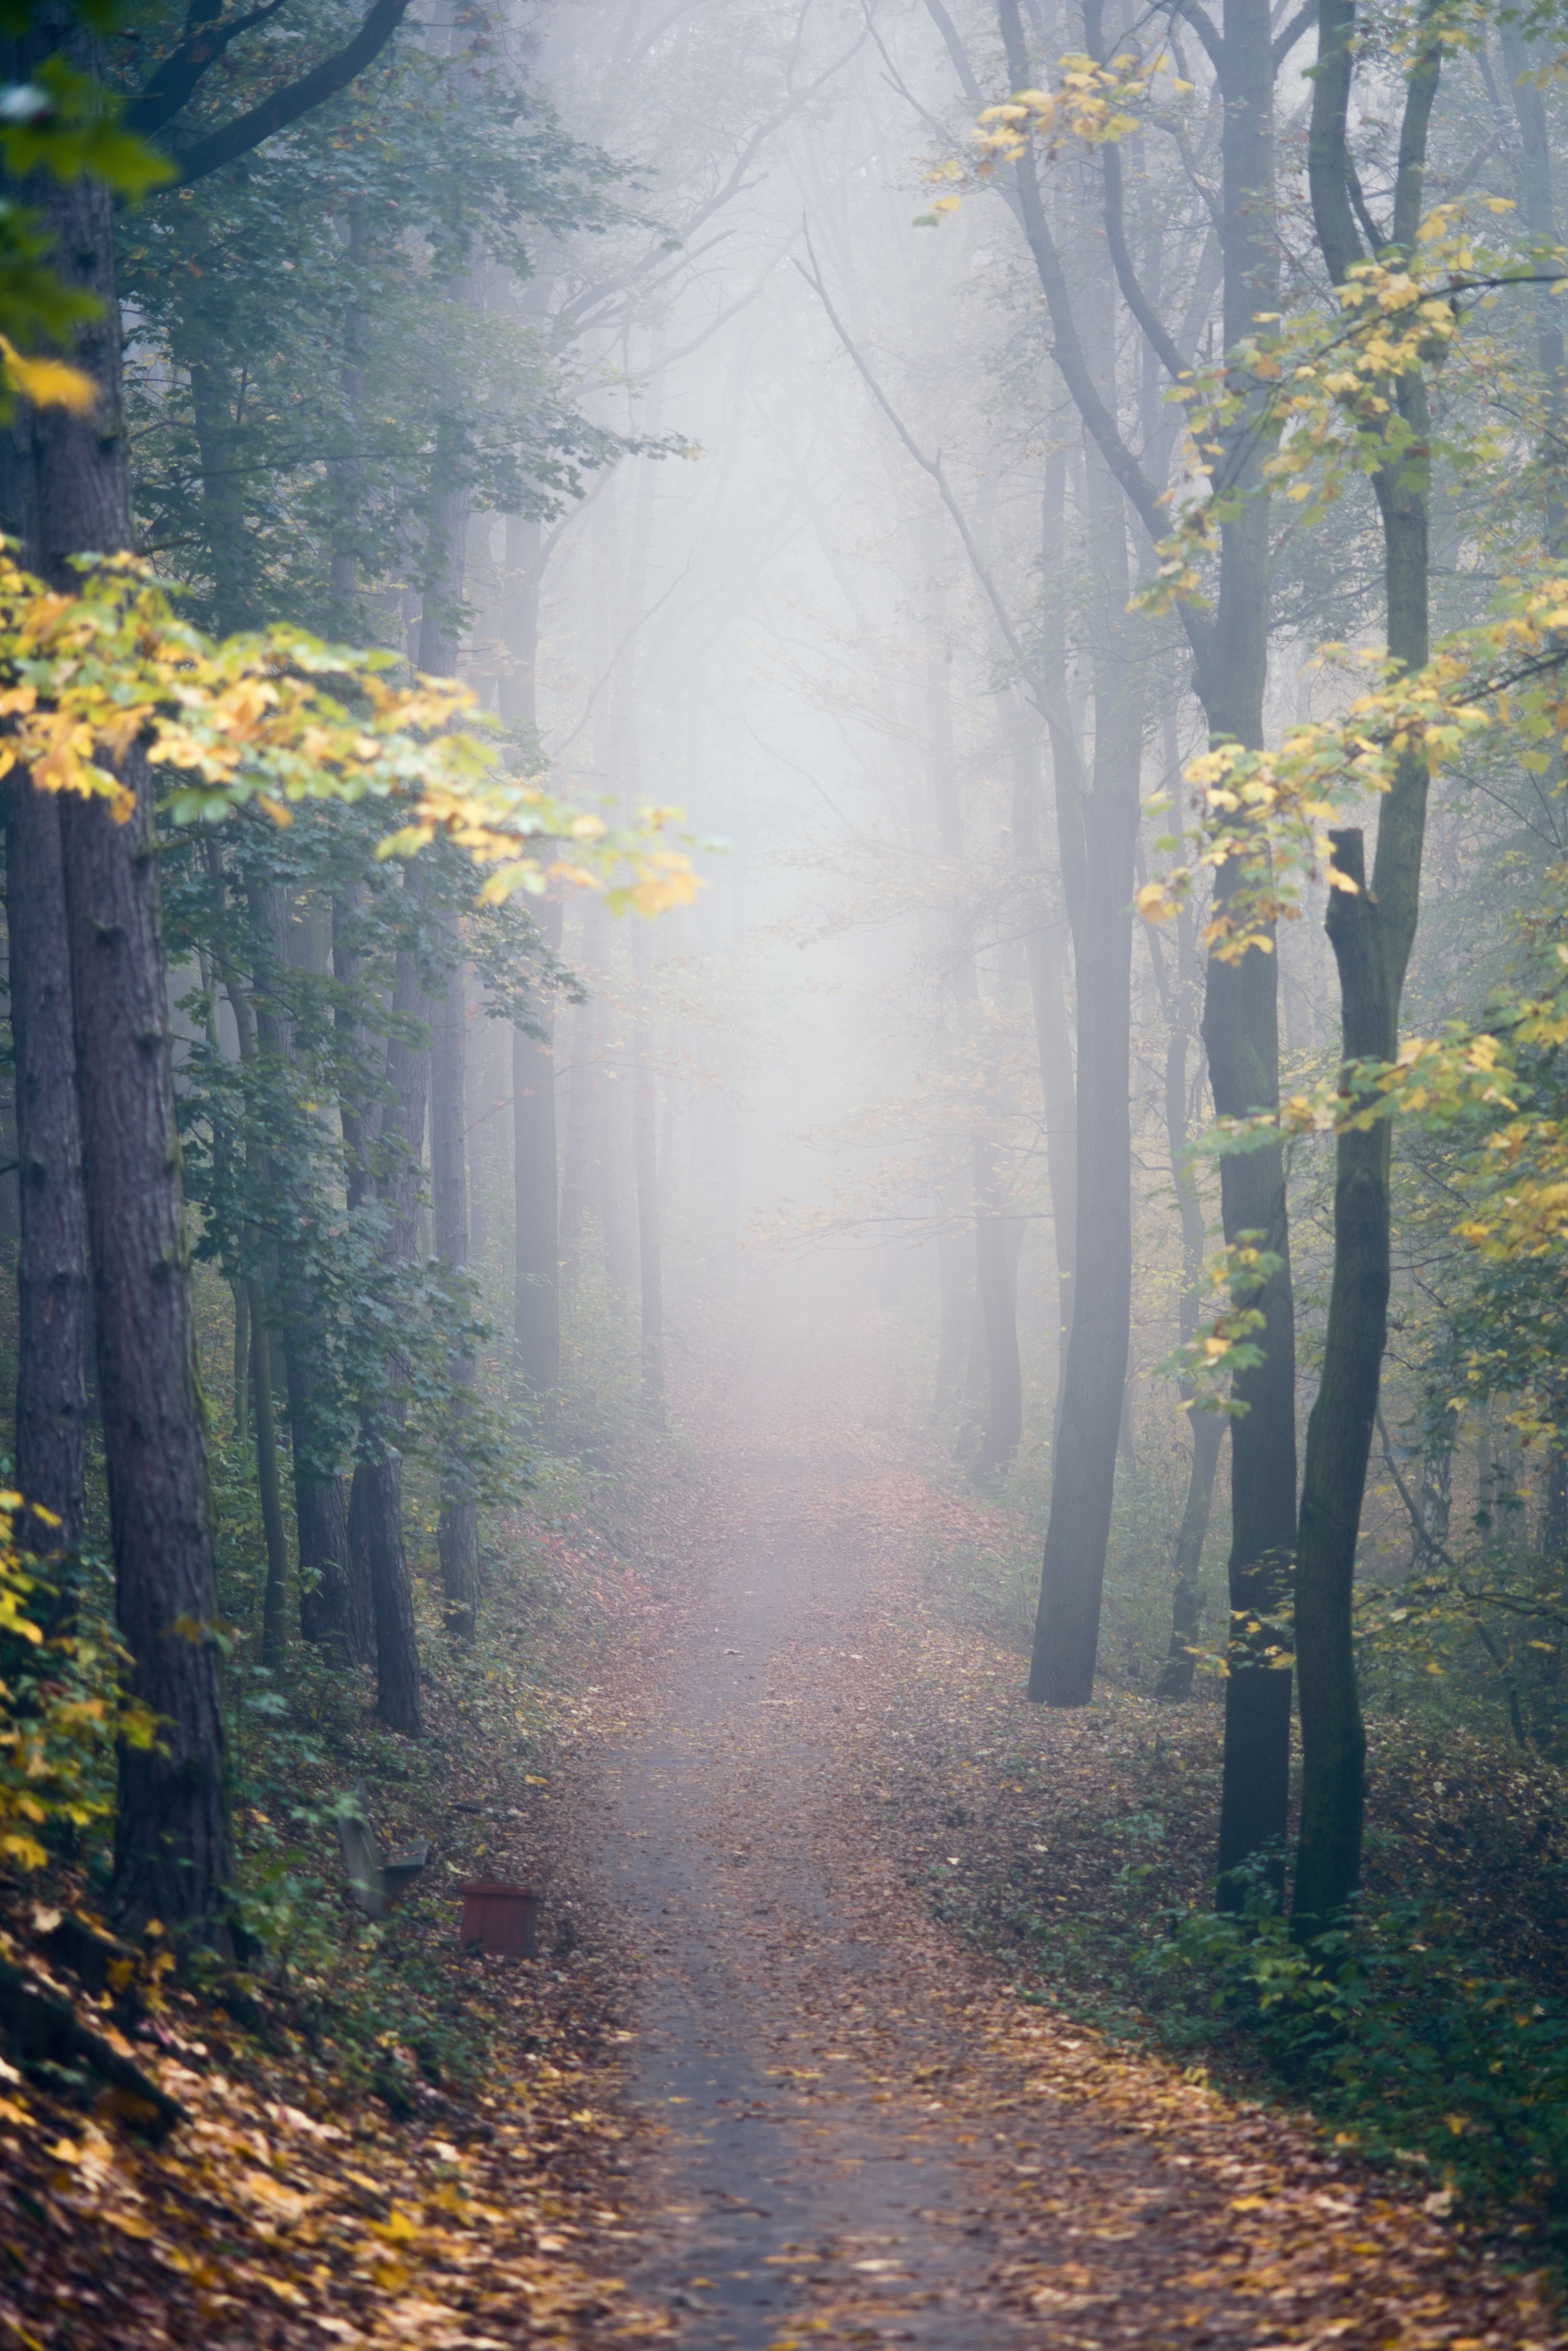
[979,0,1306,1902]
[1289,0,1443,1932]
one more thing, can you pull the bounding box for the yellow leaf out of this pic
[0,338,96,415]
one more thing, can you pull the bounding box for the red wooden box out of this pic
[458,1881,539,1958]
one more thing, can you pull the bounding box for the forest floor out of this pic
[0,1281,1564,2347]
[567,1282,1566,2351]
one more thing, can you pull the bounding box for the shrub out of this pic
[1146,1877,1568,2234]
[0,1495,155,1870]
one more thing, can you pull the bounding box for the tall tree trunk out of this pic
[994,0,1299,1887]
[9,18,230,1931]
[1184,0,1298,1902]
[1027,418,1142,1705]
[62,751,233,1932]
[1027,740,1140,1693]
[430,918,479,1638]
[1292,0,1439,1932]
[5,779,86,1548]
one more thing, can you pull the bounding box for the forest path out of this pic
[583,1288,1295,2350]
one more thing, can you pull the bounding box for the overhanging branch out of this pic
[153,0,413,188]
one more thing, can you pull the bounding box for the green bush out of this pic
[1146,1879,1568,2233]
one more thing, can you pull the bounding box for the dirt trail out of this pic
[583,1294,1559,2350]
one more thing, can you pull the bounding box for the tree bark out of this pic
[1027,644,1140,1695]
[8,18,231,1933]
[61,762,232,1934]
[5,779,87,1549]
[1292,0,1439,1934]
[1027,374,1142,1704]
[992,0,1299,1878]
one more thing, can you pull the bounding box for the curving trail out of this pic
[583,1288,1559,2351]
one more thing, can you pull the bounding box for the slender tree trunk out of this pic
[5,779,86,1548]
[1292,0,1439,1932]
[1027,757,1139,1695]
[430,919,479,1638]
[1199,0,1298,1900]
[8,21,230,1931]
[1028,416,1142,1704]
[993,0,1299,1879]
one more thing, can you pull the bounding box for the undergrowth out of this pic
[1145,1882,1568,2241]
[875,1618,1568,2260]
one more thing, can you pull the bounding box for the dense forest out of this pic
[0,0,1566,2341]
